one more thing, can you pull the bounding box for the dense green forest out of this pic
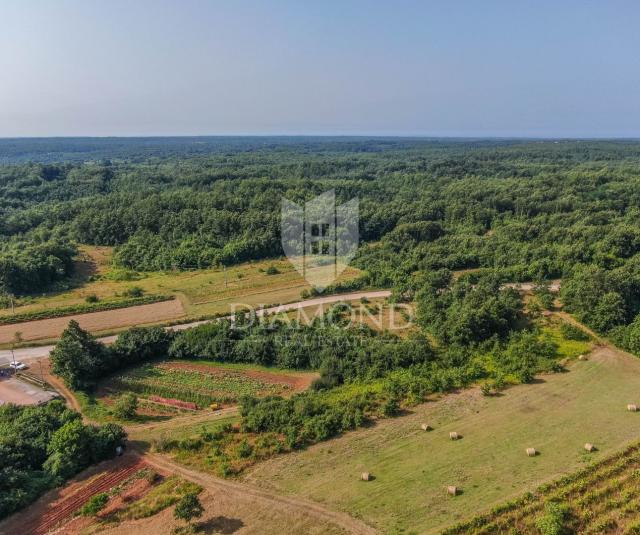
[0,401,125,519]
[14,135,636,486]
[3,137,640,343]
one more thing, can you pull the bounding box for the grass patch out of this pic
[444,442,640,534]
[116,476,202,520]
[541,323,593,360]
[0,295,172,325]
[243,346,640,534]
[0,251,362,323]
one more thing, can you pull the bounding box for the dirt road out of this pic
[142,450,378,535]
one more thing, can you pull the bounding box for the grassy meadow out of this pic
[0,245,363,321]
[243,345,640,534]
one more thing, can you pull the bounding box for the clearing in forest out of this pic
[0,246,362,342]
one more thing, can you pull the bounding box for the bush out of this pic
[535,501,571,535]
[382,397,400,416]
[560,322,591,342]
[480,382,494,396]
[85,294,99,303]
[123,286,145,298]
[79,492,109,516]
[173,492,204,526]
[265,265,280,275]
[237,439,253,458]
[113,393,138,420]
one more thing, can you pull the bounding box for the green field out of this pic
[1,245,362,321]
[101,361,305,407]
[244,346,640,535]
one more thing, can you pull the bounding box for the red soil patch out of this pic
[99,476,155,517]
[148,395,198,410]
[160,361,318,393]
[12,458,149,535]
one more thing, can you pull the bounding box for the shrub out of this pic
[265,265,280,275]
[535,501,571,535]
[79,492,109,516]
[123,286,145,298]
[237,439,253,458]
[85,294,99,303]
[382,397,400,416]
[113,393,138,420]
[173,492,204,526]
[560,322,591,342]
[480,382,494,396]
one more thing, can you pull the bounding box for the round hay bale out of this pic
[628,404,638,412]
[584,443,596,452]
[449,431,459,440]
[526,447,537,457]
[447,485,458,496]
[361,472,371,481]
[421,423,432,431]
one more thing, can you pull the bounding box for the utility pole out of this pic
[11,332,22,372]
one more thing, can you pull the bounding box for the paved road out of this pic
[0,290,392,363]
[0,281,560,364]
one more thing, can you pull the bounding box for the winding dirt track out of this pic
[140,450,378,535]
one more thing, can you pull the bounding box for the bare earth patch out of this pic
[0,299,185,343]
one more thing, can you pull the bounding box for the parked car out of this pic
[9,361,27,371]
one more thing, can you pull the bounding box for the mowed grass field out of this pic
[0,246,362,342]
[244,346,640,535]
[0,245,362,319]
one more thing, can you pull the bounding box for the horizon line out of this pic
[2,134,640,141]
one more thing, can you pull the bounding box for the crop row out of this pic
[442,442,640,534]
[105,365,284,406]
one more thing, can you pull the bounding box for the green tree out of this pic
[43,419,92,479]
[173,492,204,528]
[50,320,110,391]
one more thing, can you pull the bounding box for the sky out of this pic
[1,0,639,138]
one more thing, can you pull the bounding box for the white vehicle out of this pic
[9,361,28,371]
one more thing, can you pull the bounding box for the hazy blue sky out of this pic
[1,1,639,137]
